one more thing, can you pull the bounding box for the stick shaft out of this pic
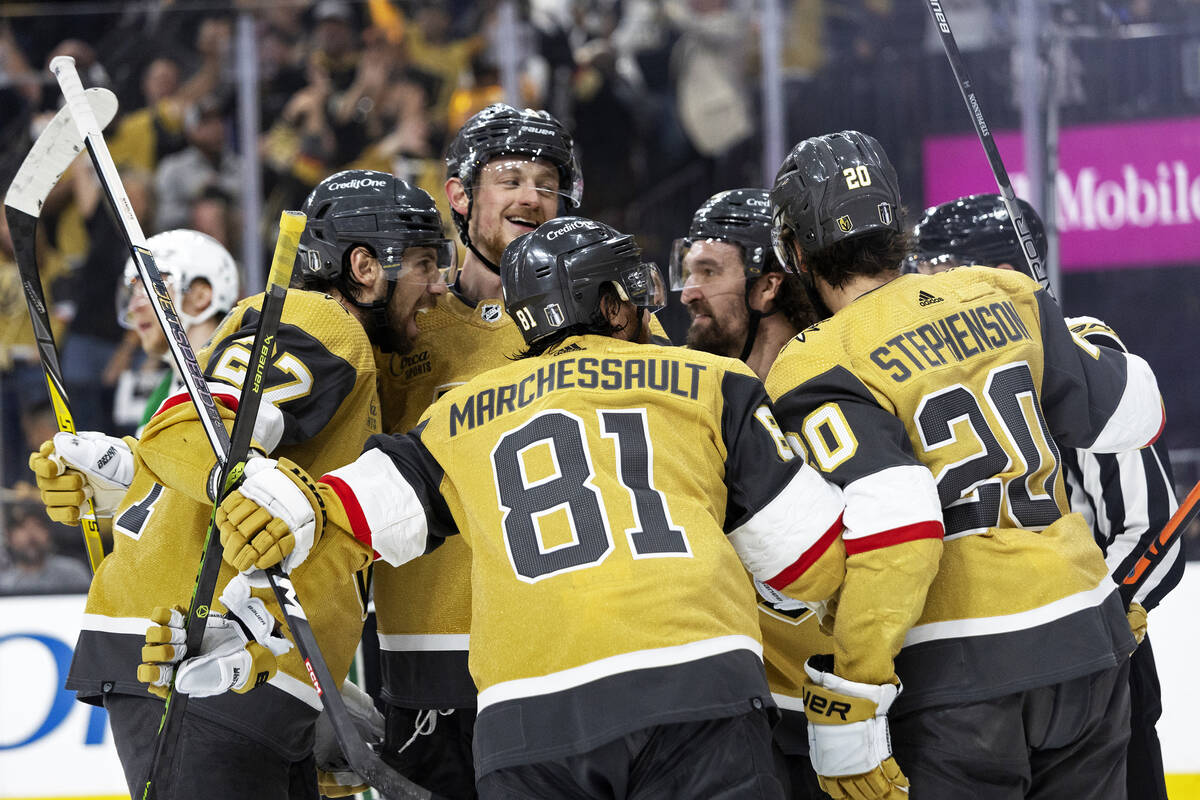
[141,211,305,799]
[924,0,1051,293]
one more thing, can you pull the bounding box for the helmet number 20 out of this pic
[843,166,872,190]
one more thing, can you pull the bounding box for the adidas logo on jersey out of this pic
[918,290,944,307]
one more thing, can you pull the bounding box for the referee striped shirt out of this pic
[1061,317,1183,611]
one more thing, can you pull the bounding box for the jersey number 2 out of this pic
[492,410,689,582]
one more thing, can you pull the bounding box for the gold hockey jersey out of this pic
[371,290,674,708]
[67,290,378,757]
[765,267,1163,710]
[322,334,844,775]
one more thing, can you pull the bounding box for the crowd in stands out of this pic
[0,0,1195,590]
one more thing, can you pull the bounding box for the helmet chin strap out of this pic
[738,276,779,363]
[457,194,503,275]
[798,266,834,321]
[346,277,408,353]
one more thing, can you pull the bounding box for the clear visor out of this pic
[900,253,963,275]
[668,237,748,297]
[117,271,179,329]
[473,157,581,207]
[378,240,457,288]
[614,262,668,313]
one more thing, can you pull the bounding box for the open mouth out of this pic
[506,215,540,232]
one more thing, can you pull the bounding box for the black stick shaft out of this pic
[925,0,1051,293]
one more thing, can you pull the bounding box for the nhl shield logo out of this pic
[877,202,893,225]
[480,303,502,322]
[545,303,565,327]
[837,215,853,233]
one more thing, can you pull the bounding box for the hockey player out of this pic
[212,215,848,798]
[29,171,450,799]
[32,229,241,528]
[118,229,241,428]
[674,188,827,799]
[371,103,670,798]
[911,193,1183,800]
[764,130,1165,800]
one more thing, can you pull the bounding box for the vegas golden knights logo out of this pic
[837,215,853,233]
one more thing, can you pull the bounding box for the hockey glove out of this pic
[1128,601,1148,646]
[803,655,909,800]
[138,574,293,698]
[217,457,327,573]
[314,679,385,797]
[28,432,135,524]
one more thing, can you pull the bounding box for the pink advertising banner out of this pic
[923,117,1200,270]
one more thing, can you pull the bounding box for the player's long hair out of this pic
[802,226,913,290]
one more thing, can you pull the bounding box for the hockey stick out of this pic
[924,0,1051,294]
[138,210,307,800]
[48,54,437,800]
[1120,476,1200,603]
[3,87,118,573]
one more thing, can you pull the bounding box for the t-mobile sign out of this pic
[923,117,1200,270]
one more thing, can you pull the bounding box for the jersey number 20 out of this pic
[915,361,1062,538]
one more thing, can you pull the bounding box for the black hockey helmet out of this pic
[769,130,901,274]
[298,169,454,282]
[907,193,1047,273]
[446,104,582,273]
[501,217,666,347]
[298,169,454,352]
[669,188,778,290]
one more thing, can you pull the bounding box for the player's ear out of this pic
[751,272,783,312]
[446,177,469,216]
[347,246,380,287]
[182,278,213,315]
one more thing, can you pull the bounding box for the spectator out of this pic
[154,93,241,232]
[106,17,232,172]
[0,502,91,595]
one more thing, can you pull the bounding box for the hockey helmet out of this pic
[298,169,455,284]
[906,193,1046,274]
[501,217,666,347]
[446,104,582,273]
[669,188,778,290]
[769,130,901,274]
[446,103,582,207]
[119,229,239,330]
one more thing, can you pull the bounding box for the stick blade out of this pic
[4,87,118,216]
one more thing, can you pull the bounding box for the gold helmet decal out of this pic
[837,215,853,233]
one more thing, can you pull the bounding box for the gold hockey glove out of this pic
[218,456,327,572]
[1128,601,1148,646]
[803,655,909,800]
[28,432,135,524]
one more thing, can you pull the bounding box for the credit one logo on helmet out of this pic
[328,178,388,191]
[545,220,597,240]
[745,195,769,208]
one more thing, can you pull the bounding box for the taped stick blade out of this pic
[4,88,118,217]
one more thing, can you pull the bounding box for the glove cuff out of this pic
[803,655,901,778]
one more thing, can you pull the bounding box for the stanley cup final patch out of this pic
[878,202,893,225]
